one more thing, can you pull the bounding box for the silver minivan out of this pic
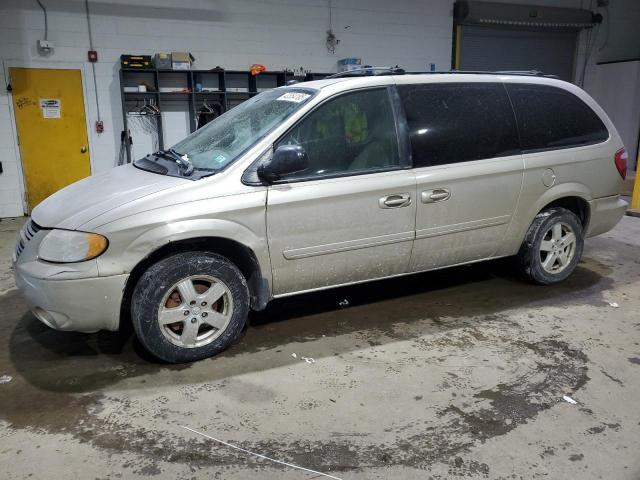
[13,72,628,362]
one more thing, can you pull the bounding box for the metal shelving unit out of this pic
[119,68,331,163]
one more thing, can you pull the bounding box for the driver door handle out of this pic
[379,193,411,209]
[421,188,450,204]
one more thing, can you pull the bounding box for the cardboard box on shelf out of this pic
[153,53,172,69]
[172,52,195,70]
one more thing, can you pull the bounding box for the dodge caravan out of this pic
[14,72,628,362]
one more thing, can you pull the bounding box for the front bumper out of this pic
[13,220,128,333]
[14,265,128,333]
[586,195,628,237]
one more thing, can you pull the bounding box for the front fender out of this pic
[98,217,271,280]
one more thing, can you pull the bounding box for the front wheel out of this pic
[516,207,584,285]
[131,252,249,363]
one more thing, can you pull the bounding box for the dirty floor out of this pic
[0,216,639,479]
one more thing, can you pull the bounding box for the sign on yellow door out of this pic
[10,68,91,211]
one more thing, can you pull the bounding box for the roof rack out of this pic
[400,69,558,78]
[326,67,406,78]
[327,67,558,79]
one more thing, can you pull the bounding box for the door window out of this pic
[505,83,609,152]
[277,88,401,179]
[398,83,520,167]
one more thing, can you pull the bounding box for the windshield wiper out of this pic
[156,149,194,176]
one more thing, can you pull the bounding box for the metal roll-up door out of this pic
[459,25,578,81]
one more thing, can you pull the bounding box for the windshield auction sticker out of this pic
[40,99,61,119]
[276,92,310,103]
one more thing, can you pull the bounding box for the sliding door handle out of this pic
[421,188,450,204]
[379,193,411,209]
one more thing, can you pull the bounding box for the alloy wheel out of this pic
[158,275,233,348]
[539,222,577,274]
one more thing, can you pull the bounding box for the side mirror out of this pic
[258,145,309,183]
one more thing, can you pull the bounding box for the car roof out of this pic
[294,72,609,137]
[301,72,574,93]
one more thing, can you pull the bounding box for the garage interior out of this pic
[1,0,640,478]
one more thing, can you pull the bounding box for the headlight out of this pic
[38,229,108,263]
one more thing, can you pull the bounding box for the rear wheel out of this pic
[517,207,584,285]
[131,252,249,363]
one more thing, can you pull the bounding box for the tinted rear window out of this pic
[398,83,520,167]
[505,83,609,152]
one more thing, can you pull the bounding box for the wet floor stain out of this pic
[0,319,591,472]
[448,457,490,478]
[0,254,626,475]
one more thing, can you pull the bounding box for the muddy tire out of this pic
[131,252,249,363]
[516,207,584,285]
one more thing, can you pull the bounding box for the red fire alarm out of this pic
[88,50,98,62]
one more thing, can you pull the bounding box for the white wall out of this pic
[580,0,640,170]
[585,61,640,169]
[484,0,640,170]
[0,0,638,217]
[0,0,454,217]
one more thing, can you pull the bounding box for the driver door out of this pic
[265,87,416,295]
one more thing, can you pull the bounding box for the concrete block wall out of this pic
[490,0,640,170]
[0,67,23,218]
[580,0,640,170]
[0,0,637,217]
[0,0,454,216]
[585,61,640,170]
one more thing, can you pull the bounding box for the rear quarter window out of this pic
[505,83,609,152]
[398,83,520,167]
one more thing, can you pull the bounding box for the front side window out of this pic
[277,88,401,179]
[505,83,609,152]
[170,88,315,172]
[398,83,520,167]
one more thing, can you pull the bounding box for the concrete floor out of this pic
[0,216,639,479]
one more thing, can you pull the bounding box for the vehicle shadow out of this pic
[4,256,612,394]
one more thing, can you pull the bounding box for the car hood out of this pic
[31,164,189,230]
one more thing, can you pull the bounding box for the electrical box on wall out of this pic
[37,40,54,53]
[88,50,98,62]
[95,120,104,133]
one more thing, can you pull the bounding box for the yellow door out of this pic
[10,68,91,211]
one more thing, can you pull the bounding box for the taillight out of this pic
[614,148,628,180]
